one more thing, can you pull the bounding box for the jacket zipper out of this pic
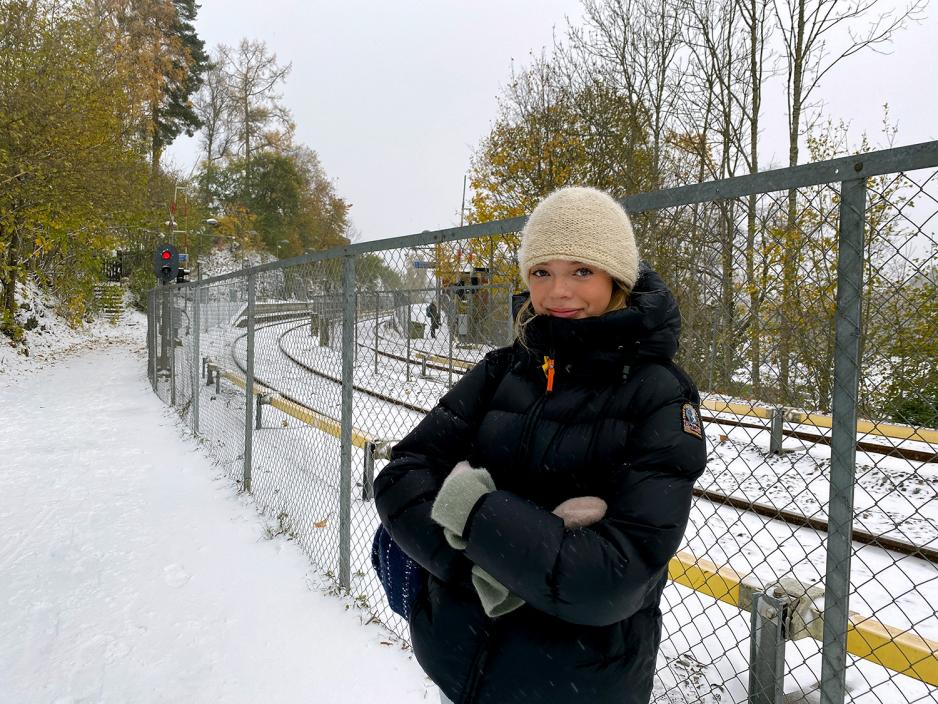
[460,618,501,704]
[541,355,555,393]
[463,349,547,702]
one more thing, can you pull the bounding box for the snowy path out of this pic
[0,345,433,703]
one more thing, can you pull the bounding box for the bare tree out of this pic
[223,38,293,184]
[570,0,688,189]
[773,0,925,401]
[736,0,774,397]
[678,0,754,390]
[194,48,234,204]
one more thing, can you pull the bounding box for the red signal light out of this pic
[161,250,172,260]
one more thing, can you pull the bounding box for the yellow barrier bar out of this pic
[218,368,374,449]
[422,352,475,371]
[701,399,938,444]
[790,411,938,445]
[847,613,938,686]
[268,394,373,449]
[214,360,938,683]
[666,551,938,686]
[221,369,264,393]
[668,551,746,609]
[701,398,774,420]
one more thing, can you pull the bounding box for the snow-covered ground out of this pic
[0,321,434,702]
[0,280,144,380]
[169,305,938,702]
[5,278,936,703]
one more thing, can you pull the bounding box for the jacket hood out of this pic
[512,263,681,376]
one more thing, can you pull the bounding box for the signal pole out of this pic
[153,244,179,372]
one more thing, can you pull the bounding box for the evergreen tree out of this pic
[151,0,209,171]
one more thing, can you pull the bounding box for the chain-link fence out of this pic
[147,142,938,704]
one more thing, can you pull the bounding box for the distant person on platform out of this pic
[427,300,441,339]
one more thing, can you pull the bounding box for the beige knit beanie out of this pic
[518,186,639,290]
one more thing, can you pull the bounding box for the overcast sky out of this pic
[165,0,938,244]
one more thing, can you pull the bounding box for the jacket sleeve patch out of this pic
[681,403,703,439]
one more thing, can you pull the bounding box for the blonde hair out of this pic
[513,279,631,346]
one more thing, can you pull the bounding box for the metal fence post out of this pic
[749,593,787,704]
[506,287,514,346]
[242,273,257,492]
[447,305,454,388]
[169,289,176,407]
[192,284,201,434]
[159,286,171,375]
[769,407,784,455]
[406,302,412,383]
[202,284,209,334]
[468,282,475,342]
[374,290,379,375]
[339,255,356,590]
[148,290,156,390]
[819,177,867,704]
[362,441,375,501]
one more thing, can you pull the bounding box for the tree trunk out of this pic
[2,222,19,321]
[150,98,161,179]
[780,0,806,405]
[746,0,763,398]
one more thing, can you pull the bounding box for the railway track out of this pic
[218,318,938,565]
[238,311,938,461]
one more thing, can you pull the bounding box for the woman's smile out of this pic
[546,307,583,318]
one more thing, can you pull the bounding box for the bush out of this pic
[0,309,24,344]
[128,267,157,312]
[889,396,938,429]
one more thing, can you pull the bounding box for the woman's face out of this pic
[528,260,614,319]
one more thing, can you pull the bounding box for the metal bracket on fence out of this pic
[205,362,221,393]
[747,577,826,704]
[768,407,795,456]
[769,407,784,455]
[749,592,788,704]
[319,317,330,346]
[361,439,396,501]
[770,577,826,642]
[255,393,278,430]
[362,441,376,501]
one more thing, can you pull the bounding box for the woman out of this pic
[374,186,707,704]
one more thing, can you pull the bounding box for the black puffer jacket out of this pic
[374,267,706,704]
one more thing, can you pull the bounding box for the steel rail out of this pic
[228,322,938,566]
[215,319,938,565]
[702,413,938,464]
[693,486,938,564]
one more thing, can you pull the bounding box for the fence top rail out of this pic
[178,139,938,289]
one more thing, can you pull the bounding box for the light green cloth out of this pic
[472,566,525,617]
[431,464,525,617]
[430,466,495,541]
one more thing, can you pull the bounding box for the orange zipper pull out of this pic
[542,356,555,393]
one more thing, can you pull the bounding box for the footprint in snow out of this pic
[163,563,190,588]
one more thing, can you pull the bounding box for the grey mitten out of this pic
[431,461,495,549]
[552,496,608,528]
[472,565,525,617]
